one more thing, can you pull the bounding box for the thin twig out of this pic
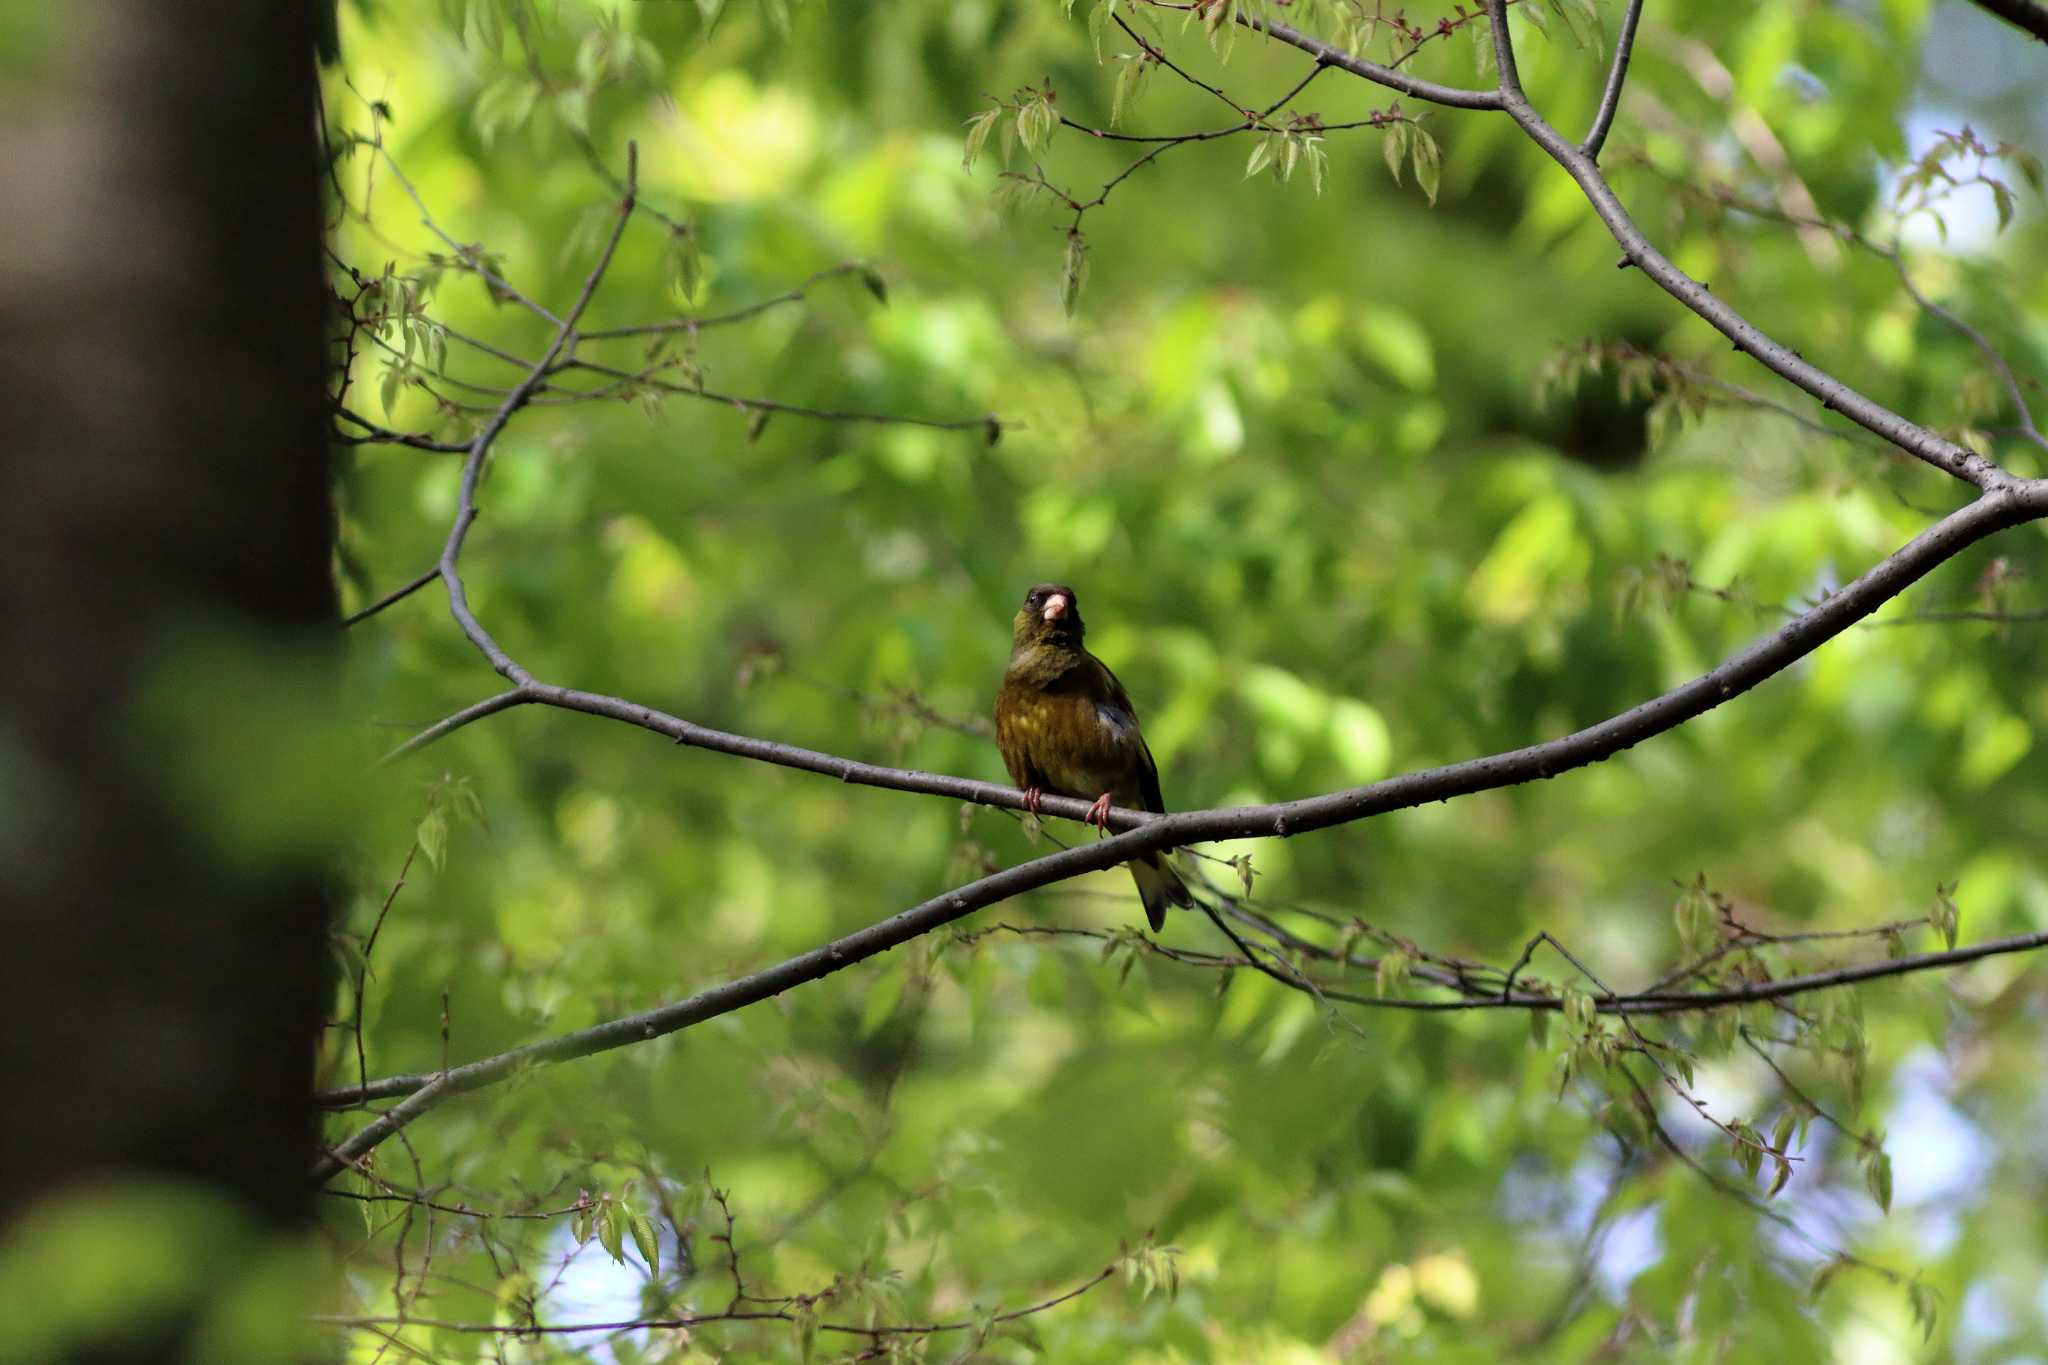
[1883,243,2045,452]
[579,262,875,341]
[434,145,641,686]
[342,566,440,630]
[315,1263,1118,1340]
[1582,0,1645,161]
[1236,0,2015,489]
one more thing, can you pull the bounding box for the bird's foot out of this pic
[1085,792,1114,832]
[1021,787,1044,817]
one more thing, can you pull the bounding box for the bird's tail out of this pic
[1130,852,1194,933]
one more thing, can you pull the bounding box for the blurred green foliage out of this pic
[321,0,2048,1359]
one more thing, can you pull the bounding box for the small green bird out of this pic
[993,582,1193,931]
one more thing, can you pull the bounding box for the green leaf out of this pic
[1865,1147,1893,1213]
[1771,1108,1797,1154]
[1382,123,1406,186]
[1549,0,1601,50]
[557,87,592,136]
[629,1210,660,1275]
[629,35,662,82]
[2016,149,2043,194]
[416,808,447,870]
[575,29,607,85]
[474,77,540,149]
[1906,1279,1939,1343]
[1061,230,1088,317]
[1573,0,1605,51]
[1088,0,1115,60]
[962,107,1001,171]
[1111,54,1150,128]
[1411,125,1441,206]
[795,1302,820,1363]
[495,1270,534,1313]
[598,1199,625,1263]
[1017,94,1056,157]
[1674,873,1713,954]
[1204,0,1239,55]
[1562,987,1594,1034]
[464,0,503,55]
[1931,882,1960,951]
[666,229,702,305]
[1734,1122,1762,1181]
[1245,132,1280,180]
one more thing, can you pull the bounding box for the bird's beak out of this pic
[1042,594,1069,623]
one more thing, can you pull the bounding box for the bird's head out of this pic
[1012,582,1084,650]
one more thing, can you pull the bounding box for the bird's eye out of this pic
[1026,591,1042,607]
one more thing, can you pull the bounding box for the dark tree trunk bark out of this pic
[0,2,333,1358]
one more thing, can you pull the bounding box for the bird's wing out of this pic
[1086,654,1169,814]
[1134,735,1167,814]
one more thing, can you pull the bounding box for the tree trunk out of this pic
[0,2,332,1358]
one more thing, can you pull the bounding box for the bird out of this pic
[993,582,1193,931]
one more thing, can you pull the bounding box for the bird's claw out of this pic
[1022,787,1043,817]
[1085,792,1114,832]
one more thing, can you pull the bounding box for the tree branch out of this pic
[326,38,2048,1181]
[547,356,1001,433]
[318,481,2048,1174]
[333,405,470,453]
[434,146,639,687]
[1487,0,2011,488]
[387,480,2045,825]
[577,262,874,341]
[370,137,563,327]
[315,1262,1118,1341]
[1967,0,2048,42]
[1883,241,2045,452]
[309,824,1166,1177]
[314,873,2048,1152]
[342,565,440,630]
[382,689,532,758]
[1486,0,1528,101]
[1581,0,1645,160]
[1232,0,2014,490]
[1234,11,1505,110]
[1489,0,2007,488]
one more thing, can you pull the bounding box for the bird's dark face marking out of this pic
[1015,582,1084,647]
